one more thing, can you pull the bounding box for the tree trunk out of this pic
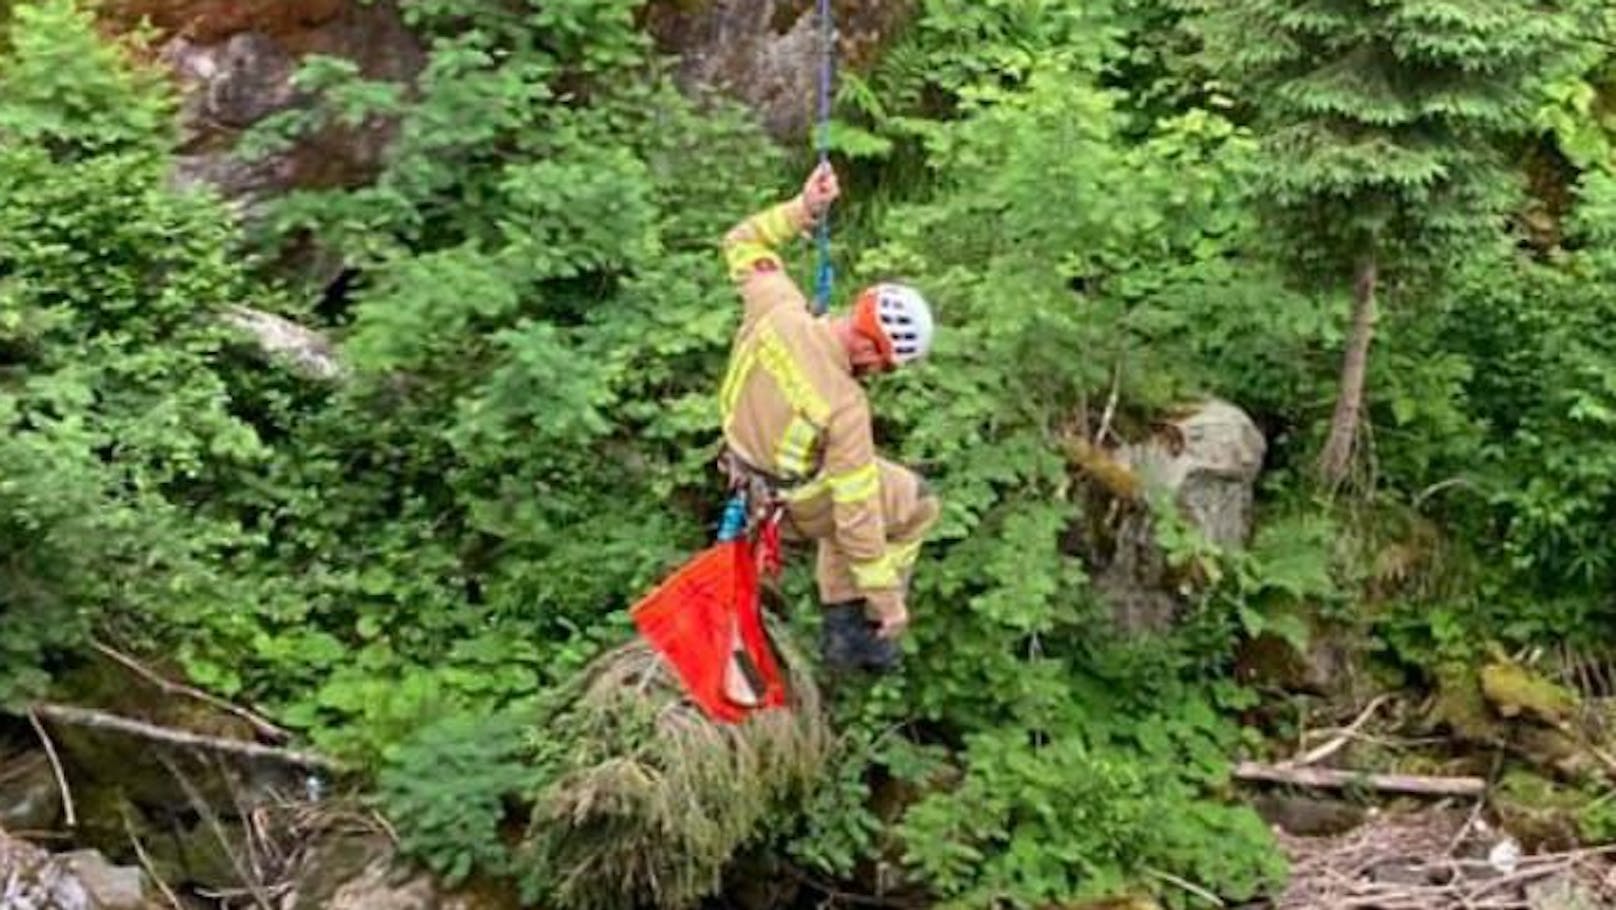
[1317,256,1378,489]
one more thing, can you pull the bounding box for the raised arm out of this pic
[720,164,839,321]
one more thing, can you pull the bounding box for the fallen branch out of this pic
[92,640,289,743]
[29,703,342,772]
[220,305,345,381]
[1284,695,1391,769]
[1235,761,1485,797]
[27,708,76,828]
[1144,866,1225,907]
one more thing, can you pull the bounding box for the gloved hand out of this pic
[799,161,840,221]
[864,589,909,641]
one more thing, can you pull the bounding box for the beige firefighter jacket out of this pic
[717,195,902,614]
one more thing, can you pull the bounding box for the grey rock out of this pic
[1250,792,1366,837]
[153,1,424,214]
[222,305,346,381]
[0,827,146,910]
[0,754,63,833]
[56,852,144,910]
[282,833,513,910]
[1089,398,1266,633]
[1125,399,1265,549]
[1526,875,1602,910]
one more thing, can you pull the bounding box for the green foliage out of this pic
[1181,0,1587,277]
[20,0,1616,906]
[377,708,536,885]
[0,0,259,703]
[900,720,1281,908]
[0,0,170,156]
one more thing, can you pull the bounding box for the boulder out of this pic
[1526,875,1603,910]
[0,826,147,910]
[1122,399,1266,549]
[282,833,517,910]
[1250,792,1367,838]
[1076,399,1266,633]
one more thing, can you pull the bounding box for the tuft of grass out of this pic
[521,629,831,910]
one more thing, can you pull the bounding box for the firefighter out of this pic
[716,162,939,674]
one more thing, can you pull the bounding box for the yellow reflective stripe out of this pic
[725,241,782,281]
[830,463,880,504]
[784,476,830,503]
[722,201,801,280]
[754,328,830,425]
[889,538,924,572]
[851,553,899,589]
[718,344,759,425]
[775,416,819,478]
[755,203,798,245]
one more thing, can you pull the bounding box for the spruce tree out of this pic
[1184,0,1587,487]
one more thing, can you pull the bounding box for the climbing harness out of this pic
[628,450,791,724]
[812,0,835,316]
[717,449,787,581]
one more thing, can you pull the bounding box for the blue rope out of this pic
[812,0,834,316]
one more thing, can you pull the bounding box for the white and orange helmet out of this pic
[852,282,934,367]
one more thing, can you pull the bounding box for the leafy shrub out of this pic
[378,707,536,885]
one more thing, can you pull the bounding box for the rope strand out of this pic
[813,0,834,316]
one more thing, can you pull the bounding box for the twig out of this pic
[218,757,268,887]
[159,753,274,910]
[121,806,185,910]
[1096,361,1122,446]
[1445,797,1488,857]
[91,640,289,743]
[1235,761,1486,797]
[371,808,400,846]
[1463,858,1574,900]
[29,703,342,771]
[781,862,920,908]
[1413,476,1475,508]
[27,708,76,828]
[1144,866,1225,907]
[1284,695,1391,769]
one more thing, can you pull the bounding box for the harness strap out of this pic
[717,448,787,579]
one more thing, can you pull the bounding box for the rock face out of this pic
[642,0,919,141]
[1079,399,1267,633]
[283,833,517,910]
[102,0,425,214]
[101,0,917,217]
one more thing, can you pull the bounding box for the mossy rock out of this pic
[1058,899,1162,910]
[1481,661,1578,726]
[1428,662,1505,743]
[1494,770,1584,852]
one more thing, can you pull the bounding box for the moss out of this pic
[1481,660,1578,726]
[1062,899,1162,910]
[1428,662,1503,744]
[1494,770,1585,852]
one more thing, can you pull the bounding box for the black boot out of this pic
[820,602,865,672]
[820,601,902,674]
